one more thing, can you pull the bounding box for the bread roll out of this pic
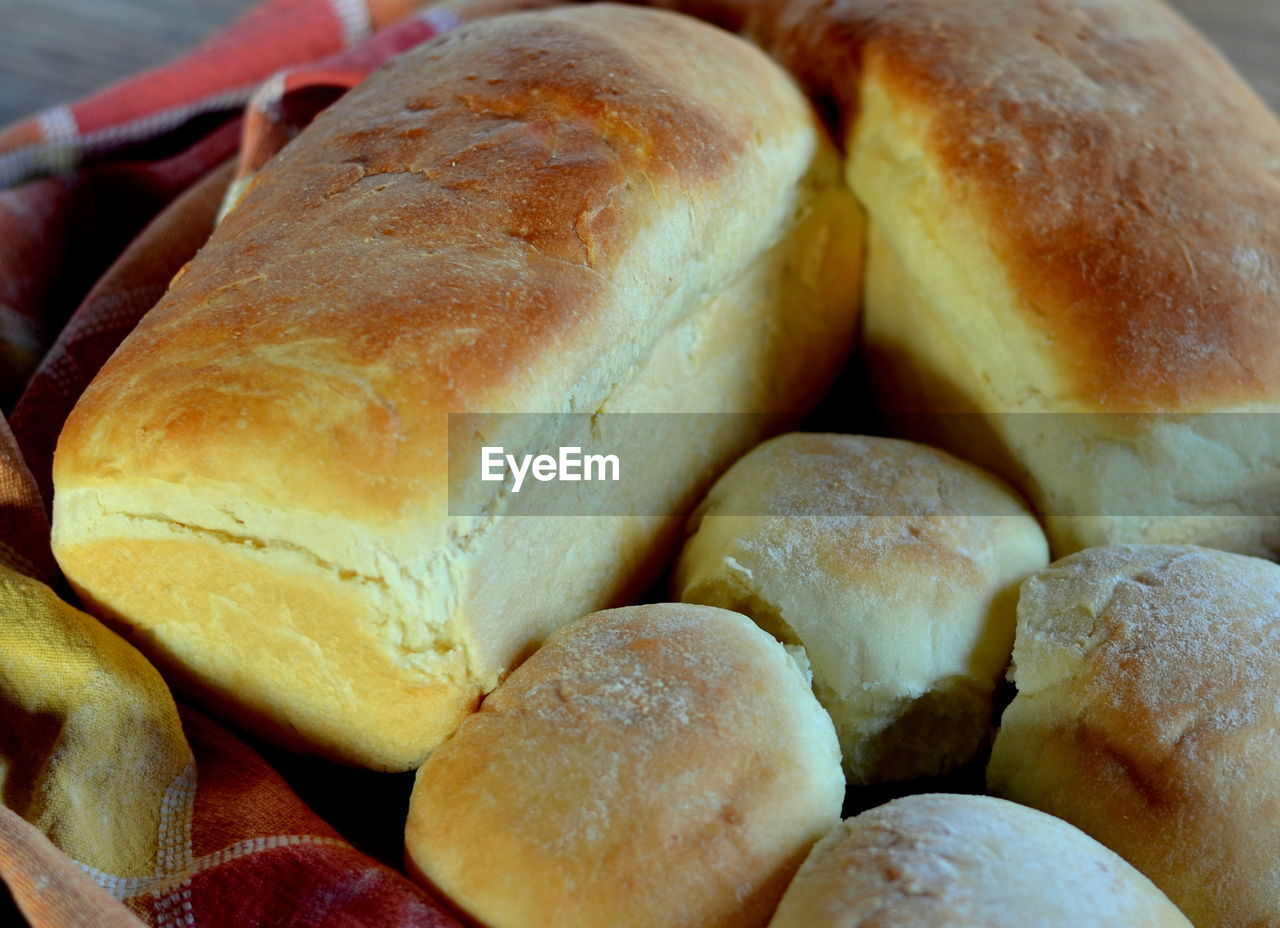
[49,5,863,769]
[650,0,1280,558]
[768,794,1192,927]
[987,545,1280,927]
[674,433,1048,784]
[405,602,843,928]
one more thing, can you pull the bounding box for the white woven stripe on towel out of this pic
[328,0,373,46]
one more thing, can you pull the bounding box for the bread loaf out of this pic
[405,602,843,928]
[846,0,1280,558]
[987,545,1280,928]
[673,433,1047,784]
[49,5,863,769]
[651,0,1280,558]
[767,794,1192,927]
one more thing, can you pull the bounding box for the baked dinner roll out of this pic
[767,794,1192,927]
[49,5,863,769]
[652,0,1280,558]
[987,545,1280,928]
[674,433,1048,784]
[405,602,843,928]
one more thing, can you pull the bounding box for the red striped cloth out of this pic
[0,0,431,190]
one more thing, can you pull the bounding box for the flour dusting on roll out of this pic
[768,794,1192,927]
[988,545,1280,928]
[675,433,1048,784]
[405,602,843,928]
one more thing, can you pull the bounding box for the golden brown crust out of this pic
[873,1,1280,412]
[55,4,799,522]
[663,0,1280,412]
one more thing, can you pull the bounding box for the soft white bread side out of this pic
[49,6,863,769]
[405,602,844,928]
[988,545,1280,928]
[767,794,1192,927]
[674,433,1048,784]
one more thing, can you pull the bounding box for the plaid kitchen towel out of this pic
[0,804,147,928]
[0,0,558,924]
[0,564,463,927]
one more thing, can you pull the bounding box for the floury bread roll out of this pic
[674,433,1048,783]
[48,6,864,768]
[767,794,1192,927]
[987,546,1280,928]
[405,603,844,928]
[651,0,1280,557]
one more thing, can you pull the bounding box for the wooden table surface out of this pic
[0,0,1278,125]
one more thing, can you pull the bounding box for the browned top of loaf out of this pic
[687,0,1280,411]
[55,4,798,519]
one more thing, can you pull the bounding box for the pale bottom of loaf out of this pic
[61,500,682,768]
[58,528,476,765]
[55,176,864,769]
[862,223,1280,558]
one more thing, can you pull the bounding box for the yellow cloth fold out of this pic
[0,565,191,879]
